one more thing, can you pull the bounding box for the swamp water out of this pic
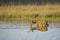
[0,22,60,40]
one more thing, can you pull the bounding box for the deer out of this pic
[30,20,49,32]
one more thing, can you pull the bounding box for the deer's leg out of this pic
[30,21,33,32]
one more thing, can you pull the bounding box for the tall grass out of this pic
[0,4,60,23]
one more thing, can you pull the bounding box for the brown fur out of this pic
[30,20,48,32]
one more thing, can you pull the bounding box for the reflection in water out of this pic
[0,22,60,29]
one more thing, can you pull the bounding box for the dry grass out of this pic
[0,4,60,22]
[0,5,60,15]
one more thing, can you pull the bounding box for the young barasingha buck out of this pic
[30,20,49,32]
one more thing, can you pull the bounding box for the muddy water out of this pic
[0,22,60,40]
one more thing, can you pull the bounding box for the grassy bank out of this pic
[0,4,60,23]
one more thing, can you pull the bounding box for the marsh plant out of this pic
[0,4,60,23]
